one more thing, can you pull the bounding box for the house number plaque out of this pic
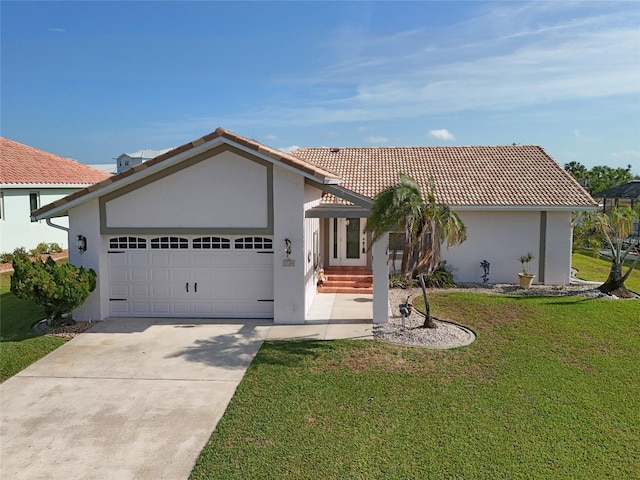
[282,259,295,267]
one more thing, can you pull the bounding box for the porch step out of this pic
[318,267,373,294]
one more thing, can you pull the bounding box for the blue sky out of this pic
[2,1,639,174]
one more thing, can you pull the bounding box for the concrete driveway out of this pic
[1,310,373,480]
[0,318,272,480]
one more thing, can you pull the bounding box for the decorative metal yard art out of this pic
[399,296,413,329]
[480,260,490,284]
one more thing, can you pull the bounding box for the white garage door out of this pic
[108,235,274,318]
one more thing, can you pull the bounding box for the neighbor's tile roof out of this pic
[32,127,341,219]
[1,137,111,186]
[291,145,597,208]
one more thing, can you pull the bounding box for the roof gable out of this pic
[0,137,111,186]
[32,128,342,219]
[292,145,597,209]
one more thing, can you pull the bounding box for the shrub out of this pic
[422,261,456,288]
[10,255,97,326]
[389,273,417,289]
[0,252,13,264]
[48,242,63,253]
[29,242,51,256]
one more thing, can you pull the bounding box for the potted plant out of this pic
[518,252,536,289]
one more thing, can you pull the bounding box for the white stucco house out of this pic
[0,138,111,252]
[31,128,597,324]
[115,148,173,173]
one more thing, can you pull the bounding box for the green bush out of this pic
[0,252,13,264]
[422,261,456,288]
[389,273,417,289]
[29,242,51,256]
[10,254,96,326]
[48,242,63,253]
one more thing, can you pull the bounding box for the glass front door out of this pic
[330,217,367,266]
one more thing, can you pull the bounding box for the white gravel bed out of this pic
[376,283,616,349]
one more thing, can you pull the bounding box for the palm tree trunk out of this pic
[418,274,437,328]
[598,261,637,298]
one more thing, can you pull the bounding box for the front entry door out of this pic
[330,218,367,266]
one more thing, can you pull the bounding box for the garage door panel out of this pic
[132,302,151,314]
[131,269,150,282]
[171,253,190,266]
[150,253,171,266]
[130,253,149,265]
[152,303,171,314]
[110,285,128,297]
[131,285,150,297]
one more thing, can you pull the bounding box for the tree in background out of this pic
[564,162,635,196]
[366,174,466,328]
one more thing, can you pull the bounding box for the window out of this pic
[0,192,4,220]
[234,237,273,250]
[150,236,189,249]
[29,191,40,210]
[109,237,147,249]
[389,232,407,252]
[193,237,231,249]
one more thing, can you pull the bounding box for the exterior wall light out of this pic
[77,235,87,254]
[284,238,292,257]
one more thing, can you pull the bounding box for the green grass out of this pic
[191,293,640,479]
[0,270,66,382]
[572,248,640,293]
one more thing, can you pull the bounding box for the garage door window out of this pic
[150,237,189,249]
[193,236,231,249]
[109,237,147,249]
[235,237,273,250]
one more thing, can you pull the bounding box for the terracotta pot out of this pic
[518,273,535,289]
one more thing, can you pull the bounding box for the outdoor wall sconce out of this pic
[284,238,292,257]
[76,235,87,254]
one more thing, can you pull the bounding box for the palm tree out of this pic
[367,173,467,328]
[595,206,640,298]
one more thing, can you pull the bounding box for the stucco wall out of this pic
[272,165,307,324]
[303,184,322,315]
[1,188,78,252]
[68,198,109,321]
[439,210,573,285]
[104,151,269,229]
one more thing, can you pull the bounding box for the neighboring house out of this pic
[32,128,597,324]
[0,138,112,252]
[115,148,173,173]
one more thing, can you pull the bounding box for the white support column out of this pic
[371,233,389,324]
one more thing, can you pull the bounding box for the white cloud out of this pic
[610,150,640,158]
[264,134,278,141]
[366,136,389,144]
[47,28,66,33]
[357,126,369,132]
[427,129,455,141]
[279,145,300,153]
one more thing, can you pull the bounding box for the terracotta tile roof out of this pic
[291,145,597,208]
[32,127,341,219]
[0,137,111,186]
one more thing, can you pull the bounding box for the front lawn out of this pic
[0,270,65,382]
[191,293,639,479]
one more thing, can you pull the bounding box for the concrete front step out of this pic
[319,267,373,294]
[318,286,374,294]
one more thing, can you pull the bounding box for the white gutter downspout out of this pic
[45,218,70,232]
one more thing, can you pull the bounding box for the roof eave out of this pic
[1,183,97,189]
[451,204,599,212]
